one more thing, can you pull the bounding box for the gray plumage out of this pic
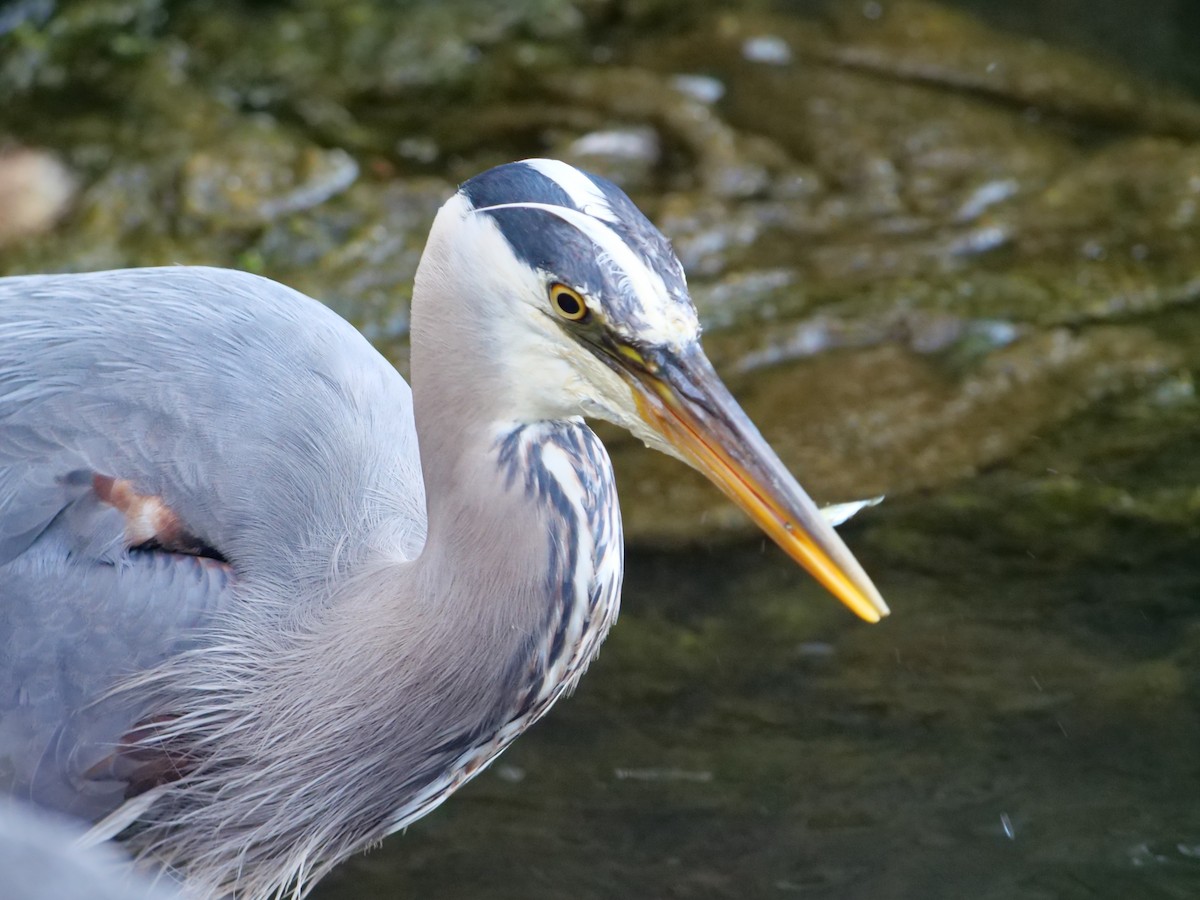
[0,800,180,900]
[0,159,886,899]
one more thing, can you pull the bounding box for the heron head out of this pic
[418,158,887,622]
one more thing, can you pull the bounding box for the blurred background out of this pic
[3,1,1200,897]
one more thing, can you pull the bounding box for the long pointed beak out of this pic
[621,343,889,623]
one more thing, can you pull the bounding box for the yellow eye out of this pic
[549,283,588,322]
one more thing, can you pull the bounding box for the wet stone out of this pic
[180,119,359,229]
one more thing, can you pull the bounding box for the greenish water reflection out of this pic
[314,390,1200,898]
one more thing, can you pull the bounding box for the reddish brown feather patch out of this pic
[92,474,218,557]
[80,479,227,801]
[83,716,197,799]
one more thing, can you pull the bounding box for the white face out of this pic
[423,188,701,461]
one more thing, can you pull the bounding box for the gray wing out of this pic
[0,267,424,821]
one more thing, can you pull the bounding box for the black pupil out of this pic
[556,291,582,317]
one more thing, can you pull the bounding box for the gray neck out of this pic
[394,295,626,750]
[406,335,624,703]
[246,226,629,873]
[128,279,629,897]
[407,293,556,642]
[130,338,626,898]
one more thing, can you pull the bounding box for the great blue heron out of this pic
[0,159,887,898]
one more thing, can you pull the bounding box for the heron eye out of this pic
[549,283,588,322]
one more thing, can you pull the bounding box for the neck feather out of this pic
[129,408,625,899]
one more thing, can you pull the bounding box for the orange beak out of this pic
[621,343,888,623]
